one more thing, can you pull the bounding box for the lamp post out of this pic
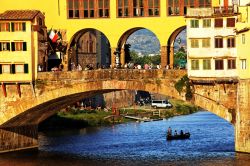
[114,48,121,68]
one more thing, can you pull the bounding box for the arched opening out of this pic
[167,26,186,69]
[117,28,160,68]
[68,28,111,70]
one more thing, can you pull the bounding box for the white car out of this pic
[151,100,172,108]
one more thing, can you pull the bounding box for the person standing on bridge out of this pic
[167,127,172,136]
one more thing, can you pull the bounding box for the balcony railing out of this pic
[186,6,236,17]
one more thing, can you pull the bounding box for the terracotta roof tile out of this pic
[0,10,41,20]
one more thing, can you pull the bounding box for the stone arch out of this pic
[67,28,111,70]
[165,26,186,69]
[115,27,161,67]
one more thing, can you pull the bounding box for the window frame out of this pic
[240,59,247,70]
[214,18,223,28]
[191,59,199,70]
[190,39,199,48]
[227,59,236,69]
[203,59,211,70]
[1,64,11,74]
[227,37,235,48]
[190,19,199,28]
[203,19,211,28]
[215,59,224,70]
[202,38,210,48]
[215,37,223,48]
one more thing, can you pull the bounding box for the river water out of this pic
[1,111,250,166]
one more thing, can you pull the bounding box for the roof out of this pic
[0,10,41,20]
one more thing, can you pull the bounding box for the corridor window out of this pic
[215,59,224,70]
[240,59,247,70]
[202,38,210,48]
[0,42,10,51]
[67,0,110,19]
[191,60,199,70]
[190,20,199,28]
[215,37,223,48]
[118,0,130,17]
[203,59,211,70]
[98,0,109,17]
[228,59,236,69]
[227,37,235,48]
[0,23,10,32]
[199,0,211,7]
[133,0,144,16]
[191,39,199,48]
[215,18,223,28]
[148,0,159,16]
[168,0,179,15]
[203,19,211,28]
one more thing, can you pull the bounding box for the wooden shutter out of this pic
[23,42,27,51]
[22,22,26,31]
[24,64,29,73]
[0,64,2,74]
[11,42,15,51]
[215,18,223,27]
[11,64,15,74]
[7,43,10,51]
[11,22,14,32]
[227,18,235,27]
[0,43,2,51]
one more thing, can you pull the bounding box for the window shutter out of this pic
[0,43,2,51]
[11,64,15,74]
[0,64,2,74]
[22,22,26,31]
[11,22,14,32]
[7,43,10,51]
[23,42,27,51]
[11,42,15,51]
[24,64,28,73]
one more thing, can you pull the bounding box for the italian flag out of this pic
[49,30,59,43]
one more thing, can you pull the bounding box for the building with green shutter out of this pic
[0,10,47,83]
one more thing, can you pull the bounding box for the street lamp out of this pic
[114,48,121,68]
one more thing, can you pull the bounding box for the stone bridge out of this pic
[0,69,249,153]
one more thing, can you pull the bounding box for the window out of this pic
[215,37,223,48]
[11,42,27,51]
[199,0,211,7]
[203,19,211,28]
[215,18,223,28]
[227,18,235,27]
[118,0,129,17]
[227,37,235,48]
[98,0,109,17]
[240,59,247,69]
[2,64,11,73]
[215,59,224,70]
[0,42,10,51]
[242,34,245,44]
[191,59,199,70]
[202,38,210,48]
[67,0,110,19]
[148,0,159,16]
[15,64,24,73]
[133,0,144,16]
[203,59,211,70]
[11,22,26,32]
[191,39,199,48]
[0,23,10,32]
[228,59,236,69]
[168,0,180,15]
[190,20,199,28]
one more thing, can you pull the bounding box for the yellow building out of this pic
[0,0,223,72]
[0,10,47,83]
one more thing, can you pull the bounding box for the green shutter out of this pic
[11,42,15,51]
[0,64,2,74]
[0,43,2,51]
[24,64,28,73]
[22,22,26,32]
[7,43,10,51]
[23,42,27,51]
[11,22,14,32]
[11,64,15,74]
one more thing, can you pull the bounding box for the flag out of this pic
[49,29,59,43]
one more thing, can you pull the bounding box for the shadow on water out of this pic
[1,111,250,166]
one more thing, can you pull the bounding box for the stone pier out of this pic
[0,125,38,153]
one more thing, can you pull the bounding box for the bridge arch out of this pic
[67,28,111,70]
[116,27,161,66]
[165,26,186,69]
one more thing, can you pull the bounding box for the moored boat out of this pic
[167,132,190,140]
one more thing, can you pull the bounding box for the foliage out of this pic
[174,51,187,69]
[174,75,193,100]
[130,51,161,66]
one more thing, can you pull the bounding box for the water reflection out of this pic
[1,111,250,166]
